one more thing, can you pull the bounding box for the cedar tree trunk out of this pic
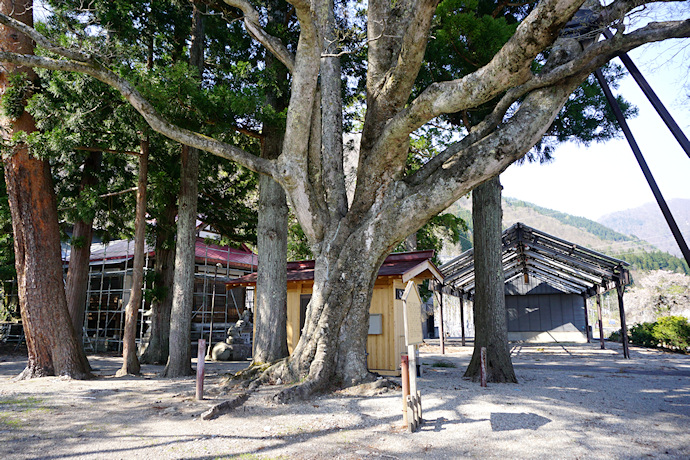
[164,144,198,377]
[117,140,149,376]
[254,171,288,363]
[253,7,289,363]
[465,176,517,383]
[0,0,89,379]
[164,5,204,378]
[139,196,176,364]
[65,150,102,344]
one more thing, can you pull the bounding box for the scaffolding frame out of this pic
[80,238,255,352]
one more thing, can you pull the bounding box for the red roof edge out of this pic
[227,250,436,287]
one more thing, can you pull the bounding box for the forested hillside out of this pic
[599,199,690,258]
[444,196,689,275]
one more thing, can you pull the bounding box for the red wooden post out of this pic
[196,339,206,400]
[480,346,487,387]
[401,355,410,426]
[583,294,592,343]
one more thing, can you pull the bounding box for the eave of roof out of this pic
[437,222,630,298]
[70,237,257,270]
[227,250,440,287]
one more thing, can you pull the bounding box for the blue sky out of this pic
[502,31,690,221]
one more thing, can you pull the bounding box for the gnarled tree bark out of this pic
[1,0,89,379]
[1,0,687,393]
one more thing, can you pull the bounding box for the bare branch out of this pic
[99,187,138,199]
[0,12,93,62]
[220,0,296,73]
[320,29,385,58]
[0,51,276,177]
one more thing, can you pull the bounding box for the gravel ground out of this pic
[0,341,688,459]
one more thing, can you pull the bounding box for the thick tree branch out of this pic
[377,0,588,154]
[317,0,348,223]
[273,0,326,243]
[407,17,690,191]
[0,50,275,176]
[376,0,439,108]
[382,78,584,248]
[220,0,295,73]
[0,11,276,174]
[0,11,92,62]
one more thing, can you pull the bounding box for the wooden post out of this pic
[596,288,605,350]
[408,344,418,396]
[616,281,631,359]
[402,281,423,432]
[206,264,220,359]
[196,339,206,400]
[460,296,466,347]
[583,294,591,343]
[439,290,445,355]
[401,354,410,427]
[480,346,487,387]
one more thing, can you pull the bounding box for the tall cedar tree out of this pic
[1,0,687,397]
[418,0,636,382]
[30,1,258,365]
[0,0,90,379]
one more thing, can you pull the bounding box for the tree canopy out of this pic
[1,0,688,396]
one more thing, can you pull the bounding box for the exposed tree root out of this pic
[200,391,250,420]
[335,377,400,396]
[219,360,276,391]
[14,365,91,381]
[218,358,382,403]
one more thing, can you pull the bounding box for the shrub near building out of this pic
[629,316,690,353]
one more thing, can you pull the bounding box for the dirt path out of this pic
[0,342,688,459]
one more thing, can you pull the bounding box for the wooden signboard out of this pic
[402,280,423,346]
[401,281,423,431]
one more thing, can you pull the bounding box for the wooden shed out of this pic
[227,250,442,375]
[435,223,632,356]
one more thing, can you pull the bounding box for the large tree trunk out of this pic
[253,176,288,363]
[464,176,517,383]
[65,151,102,344]
[252,3,289,363]
[263,236,380,401]
[117,140,149,376]
[164,144,198,377]
[164,5,204,378]
[139,196,176,364]
[0,0,90,379]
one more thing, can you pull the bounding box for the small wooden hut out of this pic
[227,250,442,375]
[435,223,632,356]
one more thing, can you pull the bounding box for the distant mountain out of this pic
[598,199,690,258]
[444,196,689,274]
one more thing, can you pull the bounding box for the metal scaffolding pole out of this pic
[594,69,690,267]
[603,29,690,159]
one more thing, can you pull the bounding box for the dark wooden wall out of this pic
[505,278,586,333]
